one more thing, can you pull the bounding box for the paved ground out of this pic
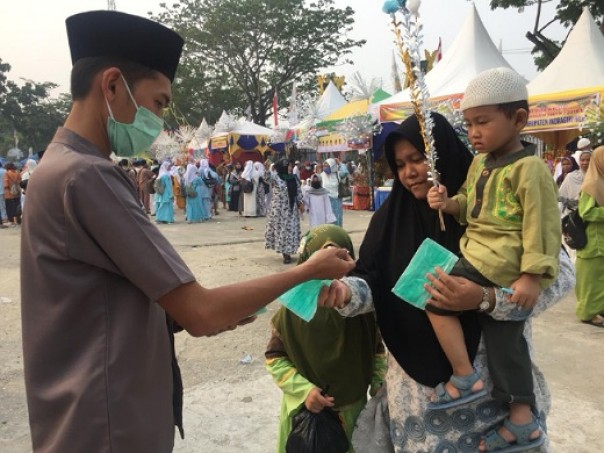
[0,208,602,452]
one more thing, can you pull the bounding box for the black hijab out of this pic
[275,159,298,211]
[353,112,481,387]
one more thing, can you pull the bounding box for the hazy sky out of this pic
[0,0,567,96]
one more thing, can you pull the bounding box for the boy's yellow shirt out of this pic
[452,145,561,288]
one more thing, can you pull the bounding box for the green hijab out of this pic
[272,225,379,407]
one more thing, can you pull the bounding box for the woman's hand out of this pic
[304,387,335,414]
[424,267,483,311]
[317,279,352,309]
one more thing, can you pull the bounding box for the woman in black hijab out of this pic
[265,159,303,264]
[318,113,575,452]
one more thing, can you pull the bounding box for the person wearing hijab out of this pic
[266,225,387,452]
[321,158,346,226]
[299,160,314,181]
[303,174,336,228]
[556,156,579,187]
[316,113,575,452]
[228,161,243,213]
[254,161,268,216]
[184,164,205,223]
[20,158,38,210]
[265,159,303,264]
[155,161,175,224]
[559,150,592,217]
[575,146,604,327]
[197,159,218,220]
[241,160,258,217]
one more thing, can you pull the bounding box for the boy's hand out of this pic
[509,274,541,309]
[427,185,449,211]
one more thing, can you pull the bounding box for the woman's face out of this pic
[579,152,591,172]
[393,139,431,200]
[561,159,572,174]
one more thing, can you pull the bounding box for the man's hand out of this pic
[205,315,257,337]
[302,248,355,280]
[318,279,352,309]
[304,387,335,414]
[509,274,541,309]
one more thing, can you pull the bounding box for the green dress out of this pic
[264,225,388,452]
[575,192,604,321]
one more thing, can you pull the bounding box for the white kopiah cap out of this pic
[460,67,528,112]
[577,137,591,150]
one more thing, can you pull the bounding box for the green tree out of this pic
[485,0,603,70]
[153,0,365,126]
[0,58,70,157]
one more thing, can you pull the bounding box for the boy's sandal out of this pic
[428,371,488,410]
[481,416,544,453]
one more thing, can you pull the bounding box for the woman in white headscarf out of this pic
[321,158,346,227]
[20,158,38,209]
[184,164,205,223]
[155,161,175,224]
[241,160,259,217]
[198,159,218,220]
[559,150,592,217]
[254,161,268,217]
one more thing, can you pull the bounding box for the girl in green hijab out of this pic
[265,224,387,452]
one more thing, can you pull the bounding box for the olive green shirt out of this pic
[452,146,561,288]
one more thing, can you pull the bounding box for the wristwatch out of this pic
[478,287,491,312]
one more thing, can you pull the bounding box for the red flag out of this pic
[273,89,279,127]
[436,37,443,62]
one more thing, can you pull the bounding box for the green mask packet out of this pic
[277,279,331,322]
[391,238,459,310]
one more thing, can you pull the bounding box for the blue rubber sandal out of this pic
[481,415,544,452]
[428,371,488,410]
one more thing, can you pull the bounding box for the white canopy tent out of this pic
[524,8,604,146]
[375,4,521,122]
[316,81,347,119]
[528,7,604,96]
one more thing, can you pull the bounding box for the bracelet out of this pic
[478,287,491,312]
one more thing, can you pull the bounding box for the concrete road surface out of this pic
[1,209,602,452]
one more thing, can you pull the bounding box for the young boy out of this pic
[427,67,561,451]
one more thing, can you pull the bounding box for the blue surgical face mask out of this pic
[105,75,164,157]
[323,167,332,175]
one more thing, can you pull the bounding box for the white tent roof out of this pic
[528,7,604,96]
[231,121,273,135]
[375,5,519,109]
[316,81,347,118]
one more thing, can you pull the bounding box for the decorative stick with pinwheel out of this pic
[383,0,445,230]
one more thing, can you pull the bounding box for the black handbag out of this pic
[562,209,588,250]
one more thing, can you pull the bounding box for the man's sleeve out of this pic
[64,163,195,302]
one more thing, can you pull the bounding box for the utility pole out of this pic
[107,1,116,10]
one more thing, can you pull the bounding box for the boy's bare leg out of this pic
[427,311,484,399]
